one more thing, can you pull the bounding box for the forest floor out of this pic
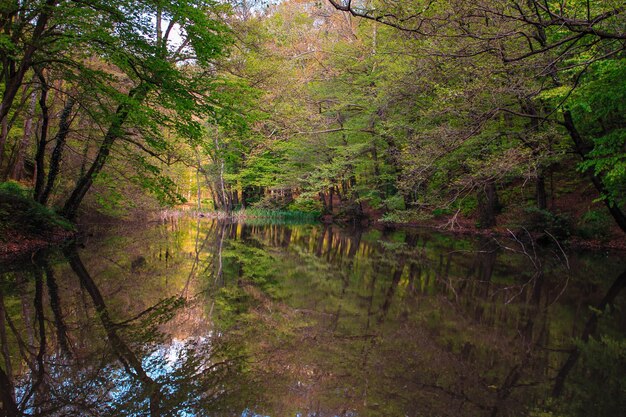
[0,185,77,261]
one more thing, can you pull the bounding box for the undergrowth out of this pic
[0,181,75,238]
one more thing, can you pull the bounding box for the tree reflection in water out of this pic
[0,218,624,417]
[0,234,249,416]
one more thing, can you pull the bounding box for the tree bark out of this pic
[0,0,57,162]
[8,87,36,180]
[33,69,50,202]
[39,97,75,205]
[0,117,7,172]
[477,180,498,228]
[536,173,547,210]
[61,84,149,220]
[563,110,626,233]
[328,187,334,214]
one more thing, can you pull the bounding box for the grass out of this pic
[232,208,320,224]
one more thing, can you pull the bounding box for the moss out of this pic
[0,181,75,241]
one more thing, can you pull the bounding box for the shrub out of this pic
[576,209,612,240]
[520,206,572,240]
[0,180,30,198]
[456,196,478,216]
[0,181,75,235]
[287,197,323,214]
[432,207,452,218]
[383,194,405,211]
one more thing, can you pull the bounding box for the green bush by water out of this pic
[517,206,572,240]
[235,208,320,224]
[576,209,612,240]
[0,181,75,235]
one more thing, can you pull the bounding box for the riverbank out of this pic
[0,227,76,261]
[0,183,76,261]
[2,202,624,261]
[379,217,626,252]
[377,210,626,253]
[178,207,626,252]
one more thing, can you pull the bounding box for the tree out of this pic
[327,0,626,232]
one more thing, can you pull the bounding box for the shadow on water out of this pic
[0,217,624,416]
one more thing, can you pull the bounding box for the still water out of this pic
[0,216,624,417]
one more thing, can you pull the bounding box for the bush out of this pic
[432,207,452,218]
[235,208,320,224]
[456,196,478,216]
[576,209,612,240]
[0,180,30,198]
[380,209,431,223]
[0,181,75,235]
[286,197,323,214]
[520,206,572,240]
[383,194,405,211]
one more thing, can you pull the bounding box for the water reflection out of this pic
[0,218,624,416]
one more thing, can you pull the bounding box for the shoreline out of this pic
[377,219,626,253]
[1,209,624,262]
[0,228,77,262]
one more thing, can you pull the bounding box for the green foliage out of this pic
[380,209,432,223]
[287,197,323,214]
[3,0,624,240]
[432,207,452,218]
[518,207,572,240]
[235,208,320,224]
[0,182,75,236]
[0,180,30,198]
[383,194,405,212]
[563,59,626,208]
[576,209,612,240]
[455,196,478,216]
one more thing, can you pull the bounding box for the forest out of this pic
[0,0,625,246]
[0,2,625,417]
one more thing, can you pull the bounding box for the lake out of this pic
[1,216,624,416]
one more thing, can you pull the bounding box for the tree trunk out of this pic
[0,117,7,172]
[563,110,626,234]
[231,188,239,208]
[536,173,547,210]
[33,70,50,202]
[477,180,498,228]
[40,97,75,205]
[0,0,57,162]
[8,88,37,180]
[61,84,149,220]
[328,187,334,214]
[319,191,328,214]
